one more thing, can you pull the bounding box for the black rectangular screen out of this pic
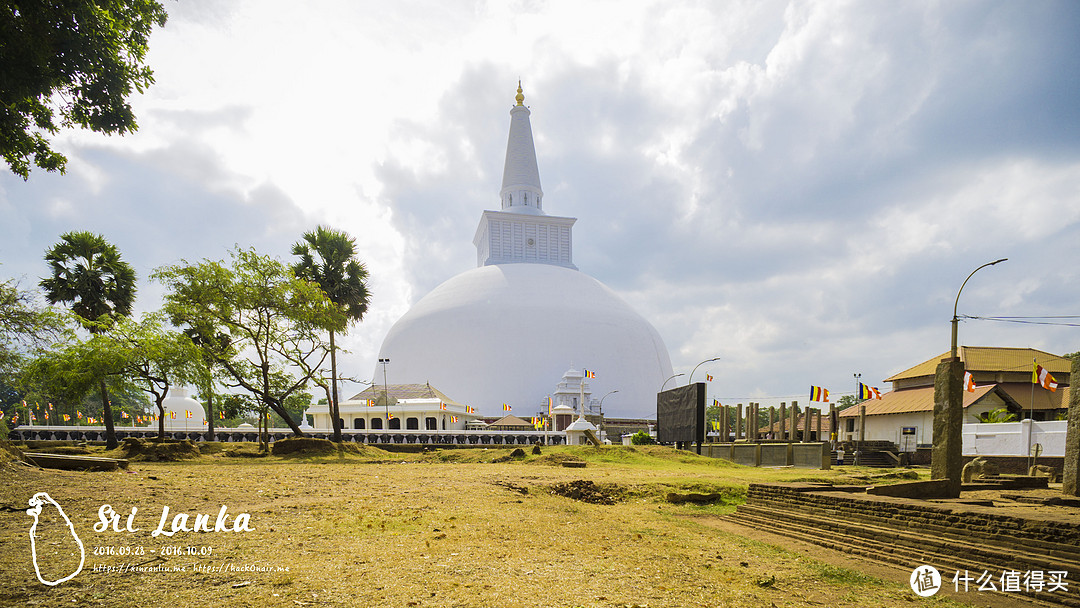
[656,382,705,444]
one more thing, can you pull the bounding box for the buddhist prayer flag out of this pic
[185,410,193,419]
[466,406,476,414]
[809,386,829,402]
[584,369,596,378]
[121,411,129,419]
[450,415,458,423]
[503,403,512,411]
[857,383,882,400]
[712,398,721,407]
[48,403,53,410]
[62,414,70,422]
[170,411,176,420]
[706,374,713,382]
[220,411,225,420]
[963,372,977,393]
[1033,363,1058,392]
[439,403,447,411]
[77,411,83,419]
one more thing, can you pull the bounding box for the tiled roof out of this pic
[348,383,464,407]
[837,384,1015,417]
[884,347,1072,382]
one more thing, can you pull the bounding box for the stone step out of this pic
[727,508,1080,608]
[744,494,1080,564]
[735,503,1080,576]
[744,487,1080,556]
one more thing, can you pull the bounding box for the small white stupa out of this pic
[153,387,207,430]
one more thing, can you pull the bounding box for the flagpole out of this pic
[1028,357,1036,470]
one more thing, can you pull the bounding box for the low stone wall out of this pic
[759,443,788,467]
[705,443,831,469]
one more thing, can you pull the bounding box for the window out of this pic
[406,417,419,430]
[389,417,401,430]
[371,417,383,430]
[845,419,855,433]
[425,417,438,430]
[354,418,365,430]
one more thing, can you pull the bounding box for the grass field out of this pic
[0,443,972,608]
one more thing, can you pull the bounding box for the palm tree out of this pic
[292,226,370,443]
[41,231,136,449]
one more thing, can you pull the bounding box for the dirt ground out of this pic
[0,444,1063,608]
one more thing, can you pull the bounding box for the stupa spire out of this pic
[500,82,544,214]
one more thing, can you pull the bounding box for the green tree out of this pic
[980,407,1018,423]
[21,332,133,433]
[154,247,344,436]
[0,1,168,179]
[40,231,136,449]
[291,226,371,443]
[108,315,204,441]
[0,277,70,393]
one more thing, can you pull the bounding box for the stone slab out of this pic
[23,452,128,471]
[865,479,954,499]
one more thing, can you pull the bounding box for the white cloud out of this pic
[3,0,1079,410]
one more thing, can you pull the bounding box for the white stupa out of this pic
[152,387,208,430]
[374,84,673,417]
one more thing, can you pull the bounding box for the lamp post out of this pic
[661,373,684,392]
[951,258,1007,360]
[688,357,721,385]
[378,357,391,431]
[933,258,1006,497]
[599,390,619,442]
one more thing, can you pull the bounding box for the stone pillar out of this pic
[769,407,776,441]
[719,406,728,443]
[932,357,964,498]
[736,404,743,441]
[1063,355,1080,496]
[789,401,799,443]
[802,408,811,443]
[750,403,758,441]
[816,408,823,442]
[779,403,787,441]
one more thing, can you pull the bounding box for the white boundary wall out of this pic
[962,420,1067,457]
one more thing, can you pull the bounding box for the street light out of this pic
[951,259,1007,360]
[378,357,391,430]
[598,390,619,443]
[688,357,721,385]
[661,373,684,392]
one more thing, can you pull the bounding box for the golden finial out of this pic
[515,80,525,106]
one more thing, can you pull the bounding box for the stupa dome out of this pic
[155,387,207,429]
[377,263,672,417]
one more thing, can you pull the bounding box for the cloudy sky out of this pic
[2,0,1078,416]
